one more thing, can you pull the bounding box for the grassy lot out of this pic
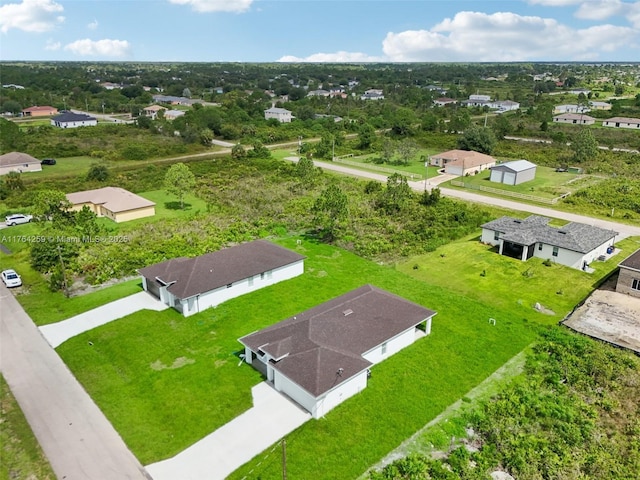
[0,375,55,480]
[444,165,585,199]
[54,234,627,477]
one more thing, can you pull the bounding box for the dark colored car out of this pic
[41,158,57,165]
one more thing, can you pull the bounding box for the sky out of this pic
[0,0,639,62]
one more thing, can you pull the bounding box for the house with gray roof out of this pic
[616,249,640,298]
[490,160,537,185]
[138,240,305,317]
[239,285,436,418]
[0,152,42,175]
[481,215,618,270]
[264,106,292,123]
[50,111,97,128]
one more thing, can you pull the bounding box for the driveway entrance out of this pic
[145,382,311,480]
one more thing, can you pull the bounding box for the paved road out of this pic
[285,156,640,238]
[0,284,151,480]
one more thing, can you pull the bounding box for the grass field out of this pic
[52,233,631,477]
[0,375,55,480]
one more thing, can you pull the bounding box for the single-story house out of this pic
[481,215,618,270]
[142,105,167,119]
[51,112,98,128]
[66,187,155,223]
[0,152,43,175]
[433,97,457,107]
[152,95,203,106]
[360,89,384,101]
[493,100,520,112]
[238,284,436,419]
[264,107,293,123]
[616,249,640,298]
[589,101,611,110]
[429,149,496,176]
[307,89,330,97]
[602,117,640,130]
[553,113,596,125]
[490,160,537,185]
[22,105,58,117]
[163,110,185,121]
[554,104,590,114]
[139,240,305,317]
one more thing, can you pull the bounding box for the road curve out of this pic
[0,284,151,480]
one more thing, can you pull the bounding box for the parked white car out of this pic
[5,214,33,226]
[1,269,22,287]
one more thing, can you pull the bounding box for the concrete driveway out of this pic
[145,382,311,480]
[39,291,168,348]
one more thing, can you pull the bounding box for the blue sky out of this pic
[1,0,639,62]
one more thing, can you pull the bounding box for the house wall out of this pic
[24,109,57,117]
[0,163,42,175]
[553,117,595,125]
[50,119,98,128]
[274,369,368,419]
[178,260,304,317]
[513,168,536,185]
[616,268,640,298]
[481,228,500,246]
[362,326,423,364]
[533,240,614,269]
[602,120,640,129]
[113,206,156,223]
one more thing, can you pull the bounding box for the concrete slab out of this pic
[39,291,168,348]
[145,382,311,480]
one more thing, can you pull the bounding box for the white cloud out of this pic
[529,0,640,27]
[381,11,638,61]
[44,38,60,50]
[278,51,383,63]
[87,19,98,30]
[167,0,252,13]
[0,0,64,33]
[64,39,131,57]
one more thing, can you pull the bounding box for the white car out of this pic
[1,269,22,287]
[5,214,33,226]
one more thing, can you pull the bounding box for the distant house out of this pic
[66,187,155,223]
[602,117,640,130]
[554,104,590,114]
[139,240,305,317]
[239,285,436,419]
[553,113,596,125]
[22,105,58,117]
[481,215,617,270]
[490,160,537,185]
[163,110,185,121]
[307,89,330,97]
[493,100,520,112]
[589,101,611,110]
[433,97,457,107]
[569,88,591,95]
[50,112,97,128]
[616,249,640,298]
[152,95,203,106]
[429,150,496,176]
[0,152,42,175]
[142,105,167,120]
[264,107,292,123]
[360,89,384,101]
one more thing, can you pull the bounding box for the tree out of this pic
[86,164,110,182]
[457,126,497,154]
[4,171,25,191]
[358,122,376,149]
[164,162,196,209]
[247,140,271,159]
[421,111,439,132]
[296,155,318,185]
[378,173,413,213]
[571,127,599,163]
[491,114,512,139]
[231,143,247,159]
[448,109,471,133]
[381,138,396,163]
[312,184,348,240]
[0,118,22,152]
[33,189,72,222]
[396,139,418,166]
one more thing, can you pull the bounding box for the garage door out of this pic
[503,172,516,185]
[147,279,161,299]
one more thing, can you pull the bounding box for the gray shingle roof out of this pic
[51,112,96,123]
[239,285,436,397]
[481,215,618,254]
[619,249,640,272]
[138,240,305,299]
[0,151,40,167]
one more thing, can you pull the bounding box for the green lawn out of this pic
[54,234,627,476]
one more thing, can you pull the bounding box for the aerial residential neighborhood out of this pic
[1,5,640,478]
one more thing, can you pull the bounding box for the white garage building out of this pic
[139,240,305,317]
[239,285,436,419]
[490,160,537,185]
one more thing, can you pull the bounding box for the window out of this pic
[494,231,500,241]
[538,243,543,251]
[381,342,387,355]
[248,276,253,287]
[632,278,640,291]
[266,270,272,279]
[260,272,265,280]
[226,283,232,288]
[552,246,559,257]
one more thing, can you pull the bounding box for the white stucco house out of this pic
[553,104,590,114]
[264,107,293,123]
[239,285,436,419]
[0,152,43,175]
[553,113,596,125]
[481,215,618,270]
[360,89,384,100]
[50,111,98,128]
[138,240,305,317]
[489,160,537,185]
[429,149,496,176]
[601,117,640,130]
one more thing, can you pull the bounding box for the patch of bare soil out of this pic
[563,287,640,353]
